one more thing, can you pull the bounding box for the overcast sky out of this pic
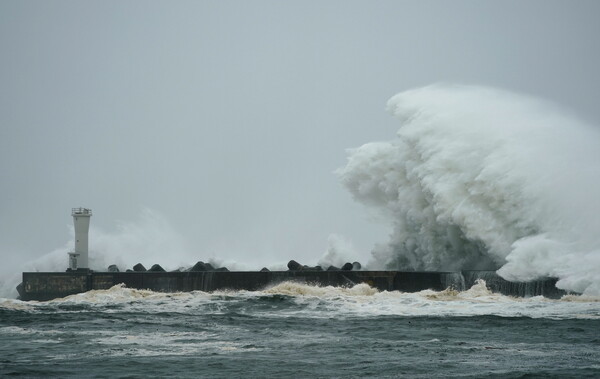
[1,1,600,272]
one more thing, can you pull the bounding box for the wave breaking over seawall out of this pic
[338,84,600,295]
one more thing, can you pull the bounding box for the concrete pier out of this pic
[18,270,565,301]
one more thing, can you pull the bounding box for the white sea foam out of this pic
[259,280,600,320]
[0,298,34,311]
[3,281,598,320]
[263,281,378,297]
[51,284,193,304]
[87,331,256,357]
[338,84,600,295]
[0,324,259,358]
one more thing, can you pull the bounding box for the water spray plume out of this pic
[338,84,600,295]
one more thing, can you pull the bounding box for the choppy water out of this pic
[1,280,599,378]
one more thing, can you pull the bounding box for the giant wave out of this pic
[338,84,600,295]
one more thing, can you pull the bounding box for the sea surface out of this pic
[1,280,599,378]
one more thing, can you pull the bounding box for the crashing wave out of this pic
[338,84,600,295]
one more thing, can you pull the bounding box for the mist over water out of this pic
[4,85,600,299]
[0,209,195,298]
[0,209,293,298]
[339,84,600,295]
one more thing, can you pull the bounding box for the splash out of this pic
[49,283,199,305]
[423,279,504,302]
[0,209,194,299]
[86,208,192,271]
[3,281,598,320]
[263,281,378,297]
[318,234,361,269]
[338,84,600,295]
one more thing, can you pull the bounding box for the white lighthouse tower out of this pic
[68,207,92,270]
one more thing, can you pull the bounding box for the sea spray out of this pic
[0,209,194,298]
[338,84,600,295]
[87,208,192,271]
[317,234,361,269]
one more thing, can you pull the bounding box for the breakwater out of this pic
[17,270,565,301]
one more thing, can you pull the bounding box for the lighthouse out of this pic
[68,207,92,270]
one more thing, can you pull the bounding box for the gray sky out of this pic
[1,1,600,272]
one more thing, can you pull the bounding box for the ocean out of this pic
[1,280,599,378]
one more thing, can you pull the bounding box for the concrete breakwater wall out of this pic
[18,270,565,301]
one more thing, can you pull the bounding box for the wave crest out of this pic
[263,281,378,297]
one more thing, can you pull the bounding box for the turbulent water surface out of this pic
[3,84,600,377]
[1,281,599,378]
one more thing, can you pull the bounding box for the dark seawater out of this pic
[1,281,599,378]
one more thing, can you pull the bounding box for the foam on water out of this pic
[0,325,257,359]
[2,281,599,320]
[263,281,378,297]
[338,84,600,295]
[51,284,196,304]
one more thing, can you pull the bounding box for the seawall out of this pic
[18,270,566,301]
